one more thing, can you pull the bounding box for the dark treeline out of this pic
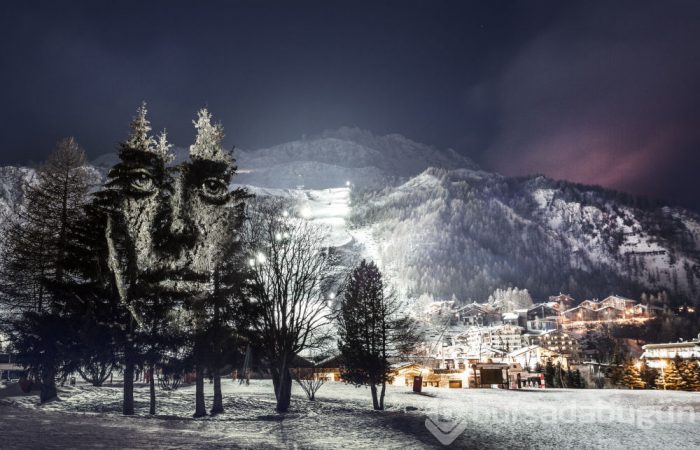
[0,104,420,416]
[0,105,357,415]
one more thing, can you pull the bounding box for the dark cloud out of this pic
[0,1,698,210]
[483,2,700,209]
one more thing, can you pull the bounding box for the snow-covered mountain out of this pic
[91,127,477,190]
[350,167,700,304]
[0,166,34,229]
[2,128,699,305]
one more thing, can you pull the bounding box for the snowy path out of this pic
[293,186,381,265]
[2,380,700,449]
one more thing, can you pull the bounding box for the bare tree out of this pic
[292,367,325,401]
[244,198,336,413]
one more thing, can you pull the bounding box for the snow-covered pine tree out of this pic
[125,101,156,153]
[189,108,232,163]
[100,102,164,416]
[185,107,232,418]
[155,129,174,163]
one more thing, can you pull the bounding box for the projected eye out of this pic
[201,177,228,200]
[129,170,156,194]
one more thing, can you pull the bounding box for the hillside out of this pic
[349,167,700,304]
[2,128,699,305]
[91,127,477,189]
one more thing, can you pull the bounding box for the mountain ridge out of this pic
[2,128,698,305]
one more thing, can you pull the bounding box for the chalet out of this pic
[562,305,598,322]
[313,355,343,382]
[388,362,424,387]
[526,303,560,331]
[502,312,520,325]
[597,305,624,321]
[561,294,647,324]
[527,303,560,319]
[548,293,575,309]
[423,368,469,388]
[578,299,599,309]
[526,330,581,362]
[506,345,568,371]
[641,337,700,368]
[457,302,501,326]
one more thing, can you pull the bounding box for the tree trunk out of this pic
[211,370,223,415]
[273,367,292,413]
[370,383,379,410]
[39,369,57,404]
[123,358,134,415]
[193,364,207,417]
[379,381,386,410]
[149,364,156,415]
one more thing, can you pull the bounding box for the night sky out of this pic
[1,1,699,211]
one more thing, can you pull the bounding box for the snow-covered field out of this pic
[1,379,699,449]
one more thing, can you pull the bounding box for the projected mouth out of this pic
[141,269,212,293]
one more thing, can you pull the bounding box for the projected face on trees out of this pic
[106,106,236,309]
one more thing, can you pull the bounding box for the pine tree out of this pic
[204,198,251,415]
[2,137,93,312]
[98,102,163,415]
[544,360,555,388]
[656,358,684,390]
[155,129,174,162]
[2,138,93,403]
[338,260,420,410]
[639,363,658,389]
[184,107,242,417]
[57,200,124,387]
[678,359,700,391]
[622,360,645,389]
[125,101,156,153]
[190,108,231,163]
[689,361,700,391]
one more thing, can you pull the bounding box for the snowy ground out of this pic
[1,379,699,449]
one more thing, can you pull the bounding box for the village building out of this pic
[457,302,501,326]
[455,324,526,354]
[525,329,581,363]
[561,294,649,325]
[633,303,664,316]
[312,355,343,382]
[506,345,568,371]
[548,293,576,309]
[526,302,560,331]
[640,336,700,368]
